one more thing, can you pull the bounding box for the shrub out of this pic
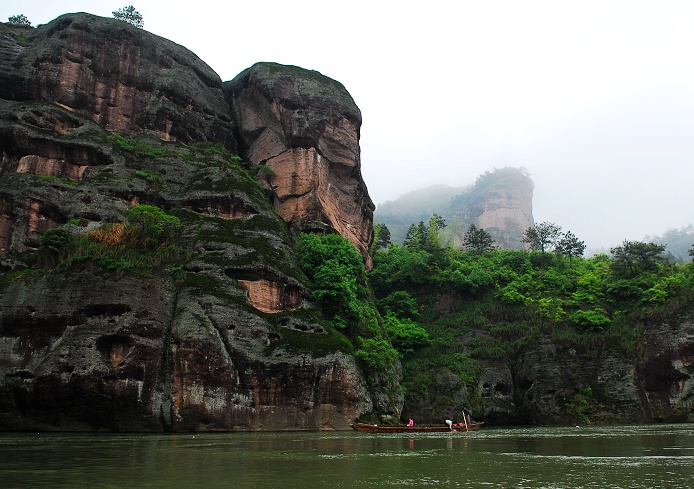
[127,204,180,245]
[7,14,31,26]
[570,308,611,330]
[135,169,161,183]
[255,164,276,183]
[355,336,399,370]
[112,6,143,28]
[39,227,73,253]
[86,222,135,247]
[108,134,164,158]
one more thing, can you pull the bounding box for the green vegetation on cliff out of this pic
[368,216,694,423]
[296,232,399,370]
[26,205,186,277]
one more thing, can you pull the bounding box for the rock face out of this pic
[0,15,398,431]
[0,102,379,431]
[225,63,374,266]
[476,317,694,424]
[473,172,534,250]
[0,14,235,149]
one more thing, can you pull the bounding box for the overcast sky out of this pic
[3,1,694,249]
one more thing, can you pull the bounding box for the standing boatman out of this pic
[463,407,471,425]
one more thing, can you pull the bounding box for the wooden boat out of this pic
[350,422,483,433]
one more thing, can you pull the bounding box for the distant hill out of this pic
[645,225,694,263]
[375,167,534,249]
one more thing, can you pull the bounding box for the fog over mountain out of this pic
[373,86,694,252]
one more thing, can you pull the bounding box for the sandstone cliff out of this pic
[0,14,234,148]
[470,168,534,250]
[476,315,694,424]
[225,63,375,267]
[0,14,399,431]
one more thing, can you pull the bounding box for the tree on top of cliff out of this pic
[556,231,586,267]
[610,240,665,277]
[113,5,144,29]
[522,222,562,253]
[7,14,31,26]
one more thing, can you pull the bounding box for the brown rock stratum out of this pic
[0,13,235,149]
[226,63,375,267]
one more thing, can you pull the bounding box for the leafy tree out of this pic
[462,224,495,254]
[556,230,586,267]
[296,232,401,371]
[689,243,694,261]
[383,314,430,354]
[311,258,361,329]
[378,291,419,319]
[112,5,144,28]
[610,240,665,277]
[369,244,432,294]
[127,204,180,245]
[355,336,399,370]
[7,14,31,26]
[371,223,391,254]
[424,214,446,251]
[39,227,73,255]
[403,222,425,250]
[296,233,366,329]
[522,222,562,252]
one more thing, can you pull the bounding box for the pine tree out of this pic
[462,224,495,254]
[113,5,144,29]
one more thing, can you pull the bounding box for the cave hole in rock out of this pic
[494,383,511,395]
[95,334,131,368]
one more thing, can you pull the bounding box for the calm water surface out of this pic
[1,424,693,488]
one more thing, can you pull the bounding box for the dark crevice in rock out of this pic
[81,303,132,317]
[185,197,258,219]
[158,284,178,432]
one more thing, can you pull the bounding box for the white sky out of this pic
[3,1,694,249]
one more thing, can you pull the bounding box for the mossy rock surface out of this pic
[0,99,374,431]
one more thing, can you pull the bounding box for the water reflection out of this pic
[1,424,693,488]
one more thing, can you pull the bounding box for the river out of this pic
[1,424,693,488]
